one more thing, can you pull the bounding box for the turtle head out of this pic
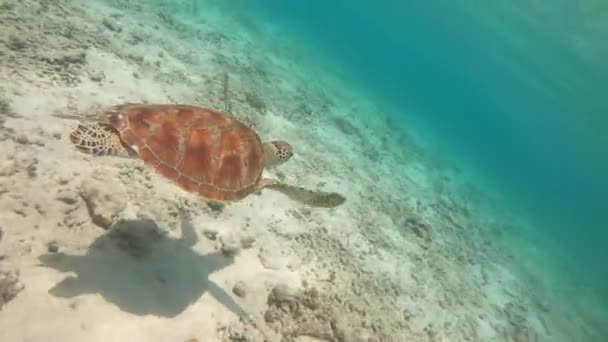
[262,140,294,167]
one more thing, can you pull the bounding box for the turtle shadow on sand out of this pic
[38,217,244,318]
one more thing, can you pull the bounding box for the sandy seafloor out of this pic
[0,1,607,341]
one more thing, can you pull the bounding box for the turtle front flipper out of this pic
[258,178,346,208]
[69,122,134,157]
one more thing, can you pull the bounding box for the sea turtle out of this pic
[57,103,345,207]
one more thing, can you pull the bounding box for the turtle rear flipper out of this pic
[69,122,134,157]
[265,182,346,208]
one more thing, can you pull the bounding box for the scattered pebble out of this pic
[26,161,37,178]
[268,283,297,303]
[244,91,266,112]
[240,234,255,249]
[102,17,122,33]
[264,283,299,323]
[258,247,285,270]
[232,280,248,298]
[89,70,105,82]
[46,241,59,253]
[7,34,27,51]
[405,217,432,242]
[15,134,30,145]
[56,189,79,205]
[206,201,224,212]
[219,238,240,257]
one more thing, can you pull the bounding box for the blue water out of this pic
[228,1,608,301]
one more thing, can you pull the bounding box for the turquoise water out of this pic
[225,0,608,303]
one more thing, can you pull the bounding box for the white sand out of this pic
[1,1,606,341]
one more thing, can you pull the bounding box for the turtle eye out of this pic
[272,141,293,160]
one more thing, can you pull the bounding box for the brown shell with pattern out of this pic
[107,103,265,201]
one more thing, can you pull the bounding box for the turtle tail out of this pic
[69,123,132,157]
